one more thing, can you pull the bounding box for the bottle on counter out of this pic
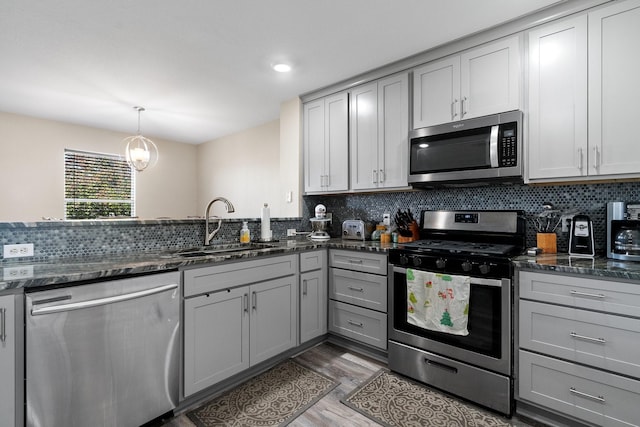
[261,203,271,241]
[240,221,251,243]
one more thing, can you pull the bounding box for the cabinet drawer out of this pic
[520,300,640,379]
[329,249,387,275]
[183,255,297,297]
[329,300,387,350]
[300,250,326,273]
[519,350,640,427]
[330,268,387,312]
[519,271,640,317]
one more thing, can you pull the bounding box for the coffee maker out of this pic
[607,201,640,261]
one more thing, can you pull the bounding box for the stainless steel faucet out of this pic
[204,197,235,245]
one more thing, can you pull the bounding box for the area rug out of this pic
[342,369,512,427]
[187,359,339,427]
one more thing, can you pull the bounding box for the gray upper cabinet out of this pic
[349,72,409,191]
[303,92,349,193]
[527,15,588,180]
[413,35,521,129]
[528,0,640,182]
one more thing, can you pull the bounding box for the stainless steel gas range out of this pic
[387,210,526,416]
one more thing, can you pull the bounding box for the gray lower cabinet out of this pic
[328,249,387,350]
[299,250,327,343]
[0,293,22,427]
[183,255,298,397]
[518,270,640,427]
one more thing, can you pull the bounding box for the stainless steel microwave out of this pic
[408,110,523,187]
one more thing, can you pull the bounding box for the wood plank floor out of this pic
[162,342,536,426]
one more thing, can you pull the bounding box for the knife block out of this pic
[536,232,557,254]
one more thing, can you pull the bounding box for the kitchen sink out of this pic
[174,243,277,258]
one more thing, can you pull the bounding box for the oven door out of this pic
[388,266,511,375]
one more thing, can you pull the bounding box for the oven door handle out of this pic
[393,266,504,287]
[489,125,499,167]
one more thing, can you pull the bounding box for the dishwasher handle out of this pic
[31,283,179,316]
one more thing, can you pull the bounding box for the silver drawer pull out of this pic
[347,286,364,292]
[0,308,6,343]
[570,290,606,299]
[570,332,606,344]
[569,387,605,403]
[348,259,364,264]
[348,320,364,328]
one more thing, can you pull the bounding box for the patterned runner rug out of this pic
[187,359,339,427]
[342,369,513,427]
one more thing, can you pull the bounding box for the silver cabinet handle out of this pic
[348,320,363,327]
[0,308,6,343]
[244,293,249,313]
[379,169,384,183]
[570,332,606,344]
[372,169,378,184]
[252,291,257,310]
[461,96,467,117]
[593,146,600,169]
[302,279,308,296]
[348,259,363,264]
[569,387,605,403]
[31,283,179,316]
[577,148,583,171]
[451,99,458,120]
[570,290,606,299]
[347,286,364,292]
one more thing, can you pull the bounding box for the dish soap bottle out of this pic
[240,221,251,243]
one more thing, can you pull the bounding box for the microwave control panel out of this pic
[499,125,517,167]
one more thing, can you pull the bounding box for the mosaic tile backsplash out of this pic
[305,181,640,255]
[1,181,638,260]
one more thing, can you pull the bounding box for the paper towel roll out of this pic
[261,203,271,240]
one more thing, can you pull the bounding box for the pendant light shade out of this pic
[124,106,158,171]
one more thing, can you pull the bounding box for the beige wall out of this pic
[196,98,302,219]
[0,112,198,221]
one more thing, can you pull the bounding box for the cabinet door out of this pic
[183,287,249,396]
[350,82,379,190]
[325,92,349,192]
[460,36,521,119]
[250,276,298,365]
[300,269,328,343]
[303,99,326,193]
[589,0,640,176]
[378,73,409,189]
[412,56,460,128]
[528,15,588,180]
[0,295,16,427]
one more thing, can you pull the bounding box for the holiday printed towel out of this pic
[406,268,470,336]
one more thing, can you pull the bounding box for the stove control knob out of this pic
[436,258,446,269]
[479,263,491,275]
[461,260,473,272]
[412,256,422,267]
[399,254,409,265]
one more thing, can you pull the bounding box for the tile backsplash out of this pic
[305,181,640,254]
[1,181,638,260]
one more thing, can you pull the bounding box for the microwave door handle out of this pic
[489,125,499,167]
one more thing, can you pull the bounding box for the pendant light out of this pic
[123,106,158,172]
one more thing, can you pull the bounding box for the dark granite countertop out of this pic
[0,238,395,292]
[514,253,640,282]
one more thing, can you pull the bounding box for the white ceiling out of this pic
[0,0,563,144]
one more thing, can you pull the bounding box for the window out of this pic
[64,149,136,219]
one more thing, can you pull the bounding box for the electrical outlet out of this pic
[560,215,574,233]
[3,243,34,258]
[3,265,34,280]
[383,213,391,226]
[287,229,297,237]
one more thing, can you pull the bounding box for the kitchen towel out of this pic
[406,269,470,336]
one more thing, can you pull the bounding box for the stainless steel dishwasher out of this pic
[25,271,180,427]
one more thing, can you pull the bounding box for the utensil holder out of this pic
[410,221,420,241]
[537,232,557,254]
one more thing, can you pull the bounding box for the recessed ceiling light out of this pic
[272,63,292,73]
